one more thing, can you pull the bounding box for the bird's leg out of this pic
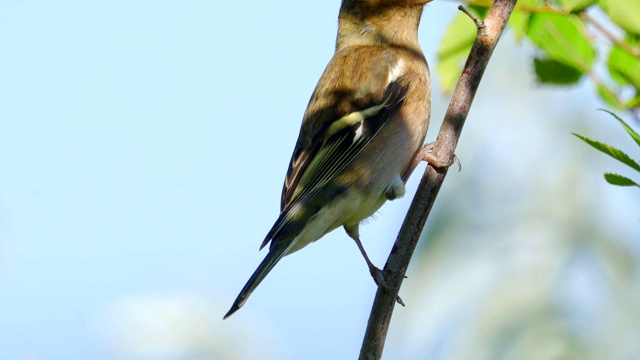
[402,142,461,182]
[347,226,388,288]
[344,224,405,306]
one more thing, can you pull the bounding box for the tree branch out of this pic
[581,12,640,58]
[358,1,517,359]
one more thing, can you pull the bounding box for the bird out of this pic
[224,0,434,319]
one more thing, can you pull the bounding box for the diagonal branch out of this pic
[358,1,518,359]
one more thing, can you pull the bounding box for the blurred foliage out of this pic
[404,15,640,355]
[404,121,640,359]
[437,0,640,120]
[573,110,640,188]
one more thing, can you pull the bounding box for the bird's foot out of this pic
[369,266,405,306]
[402,143,461,182]
[345,225,406,306]
[418,143,461,171]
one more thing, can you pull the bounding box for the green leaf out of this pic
[599,109,640,148]
[527,13,596,72]
[468,4,489,19]
[534,58,584,85]
[604,173,640,187]
[607,36,640,89]
[623,95,640,109]
[436,12,477,94]
[572,133,640,172]
[436,60,463,95]
[558,0,596,12]
[596,84,622,108]
[598,0,640,35]
[519,0,549,6]
[509,11,530,42]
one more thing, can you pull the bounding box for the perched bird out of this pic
[225,0,433,319]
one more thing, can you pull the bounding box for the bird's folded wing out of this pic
[261,77,409,250]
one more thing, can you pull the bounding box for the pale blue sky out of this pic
[1,1,639,359]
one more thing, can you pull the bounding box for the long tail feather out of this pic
[223,241,293,319]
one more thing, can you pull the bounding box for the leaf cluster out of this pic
[437,0,640,117]
[573,110,640,188]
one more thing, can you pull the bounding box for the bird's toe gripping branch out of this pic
[368,265,405,307]
[420,143,462,171]
[344,224,405,306]
[402,142,461,182]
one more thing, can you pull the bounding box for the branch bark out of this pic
[358,1,517,359]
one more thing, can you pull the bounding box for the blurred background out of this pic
[1,0,639,359]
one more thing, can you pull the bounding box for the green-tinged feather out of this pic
[326,104,386,139]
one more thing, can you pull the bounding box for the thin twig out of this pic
[587,71,624,108]
[448,0,569,15]
[581,12,640,58]
[357,0,518,359]
[458,5,484,28]
[516,3,569,15]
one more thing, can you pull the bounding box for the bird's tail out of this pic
[223,239,295,319]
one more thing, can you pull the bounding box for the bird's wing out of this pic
[262,50,410,250]
[281,49,408,210]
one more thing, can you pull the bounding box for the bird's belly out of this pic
[285,190,386,255]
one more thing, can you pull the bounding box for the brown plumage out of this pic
[225,0,432,319]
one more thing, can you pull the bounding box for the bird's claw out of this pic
[370,267,404,306]
[370,267,396,290]
[419,143,461,172]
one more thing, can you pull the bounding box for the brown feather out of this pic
[280,1,429,210]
